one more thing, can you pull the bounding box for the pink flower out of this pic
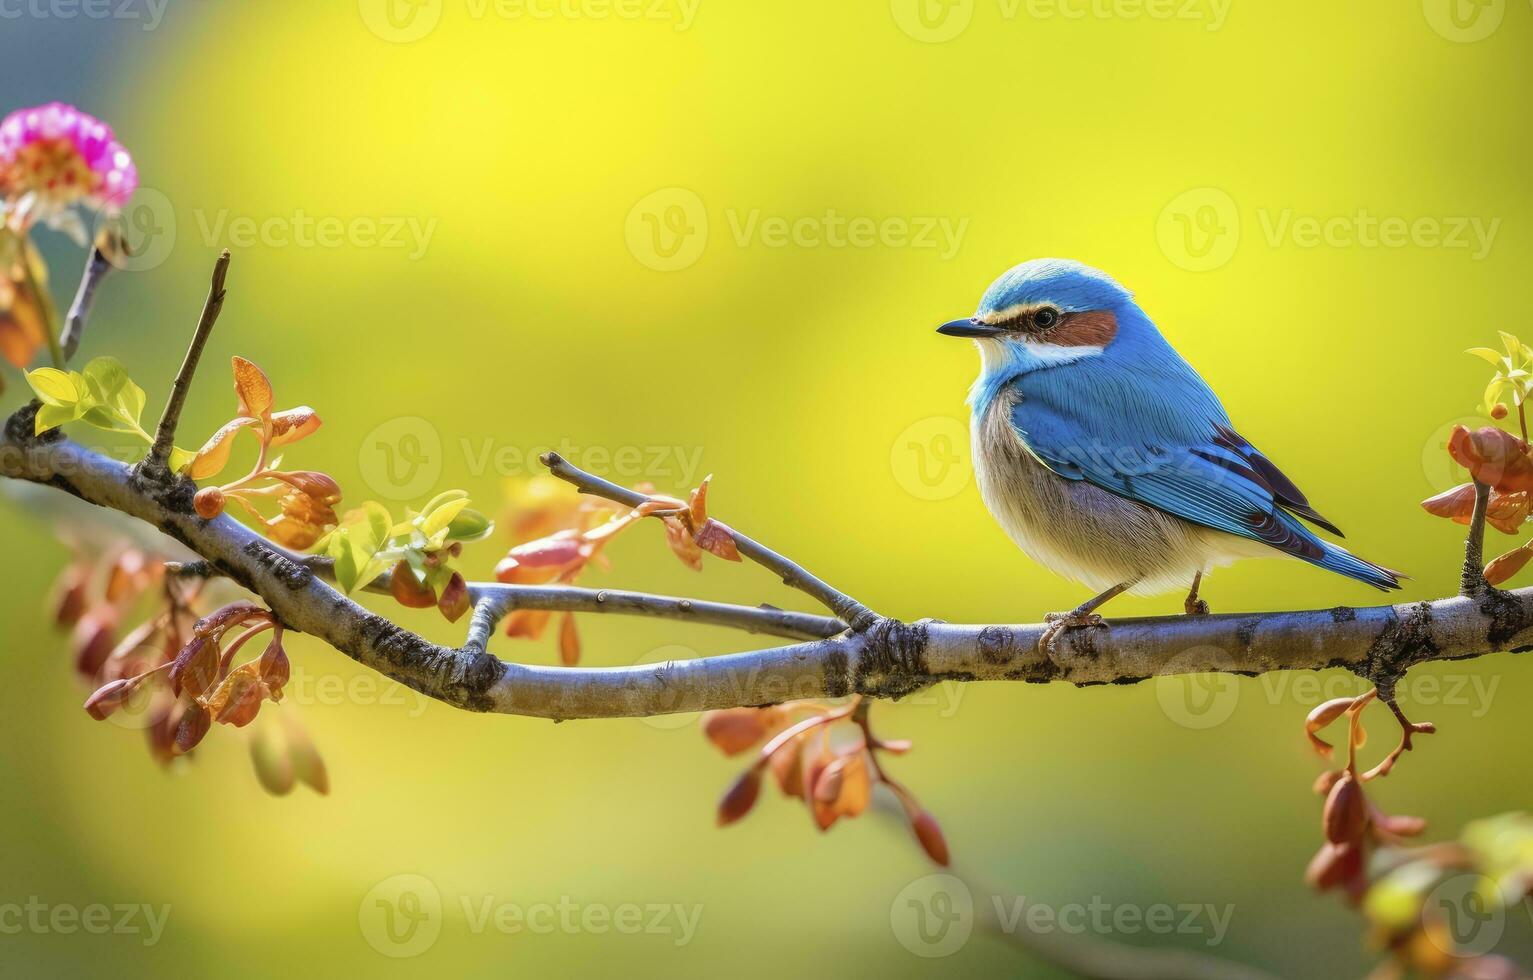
[0,102,137,222]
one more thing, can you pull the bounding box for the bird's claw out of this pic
[1039,609,1109,658]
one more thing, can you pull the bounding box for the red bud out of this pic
[911,810,950,866]
[717,768,762,827]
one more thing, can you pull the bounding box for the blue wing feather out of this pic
[1005,350,1398,590]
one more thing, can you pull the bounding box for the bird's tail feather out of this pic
[1310,541,1403,591]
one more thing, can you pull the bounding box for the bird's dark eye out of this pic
[1033,308,1059,329]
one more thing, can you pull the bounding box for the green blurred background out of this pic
[2,1,1531,976]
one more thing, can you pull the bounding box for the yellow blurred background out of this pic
[2,1,1531,976]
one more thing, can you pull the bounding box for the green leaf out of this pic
[168,446,196,473]
[81,404,139,434]
[113,379,146,429]
[82,356,128,399]
[25,368,81,408]
[34,402,82,434]
[419,489,468,517]
[446,508,494,542]
[1467,347,1504,366]
[420,497,470,537]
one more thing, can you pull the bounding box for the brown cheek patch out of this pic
[1051,310,1117,348]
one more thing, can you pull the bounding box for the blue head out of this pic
[938,259,1165,416]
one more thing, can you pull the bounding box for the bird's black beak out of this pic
[936,317,1003,338]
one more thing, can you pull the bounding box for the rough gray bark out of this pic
[4,412,1528,720]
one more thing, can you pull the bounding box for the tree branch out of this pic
[59,241,116,361]
[143,249,230,475]
[541,450,878,629]
[168,555,845,642]
[4,427,1531,719]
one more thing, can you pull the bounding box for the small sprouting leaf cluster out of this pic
[493,476,739,664]
[1304,690,1433,901]
[316,491,492,622]
[1422,334,1533,585]
[184,356,340,550]
[703,699,948,866]
[25,356,150,440]
[55,542,326,794]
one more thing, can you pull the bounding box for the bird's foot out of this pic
[1184,596,1210,616]
[1039,609,1109,659]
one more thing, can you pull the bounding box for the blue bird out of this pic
[938,259,1400,645]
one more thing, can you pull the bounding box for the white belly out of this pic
[971,391,1273,596]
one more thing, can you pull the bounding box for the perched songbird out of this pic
[938,259,1399,645]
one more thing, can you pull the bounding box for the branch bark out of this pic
[4,425,1531,720]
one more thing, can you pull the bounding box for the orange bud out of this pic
[557,612,580,665]
[1375,813,1427,838]
[83,677,137,720]
[71,612,116,678]
[694,519,742,562]
[1322,772,1367,844]
[1484,546,1533,586]
[770,739,807,797]
[1486,491,1531,534]
[1305,696,1358,758]
[205,664,267,728]
[194,487,226,519]
[1305,840,1362,892]
[910,810,950,867]
[52,564,89,629]
[389,562,437,609]
[1447,425,1533,491]
[503,608,552,640]
[508,533,584,567]
[438,573,471,624]
[717,768,762,827]
[271,470,341,503]
[1312,769,1345,795]
[702,708,779,756]
[1492,403,1510,420]
[258,635,290,694]
[174,703,211,753]
[268,407,322,448]
[1420,483,1478,522]
[663,519,703,571]
[169,635,220,698]
[231,356,274,419]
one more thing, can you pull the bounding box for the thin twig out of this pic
[60,244,115,361]
[541,451,878,629]
[1461,478,1491,597]
[144,250,231,475]
[168,555,845,642]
